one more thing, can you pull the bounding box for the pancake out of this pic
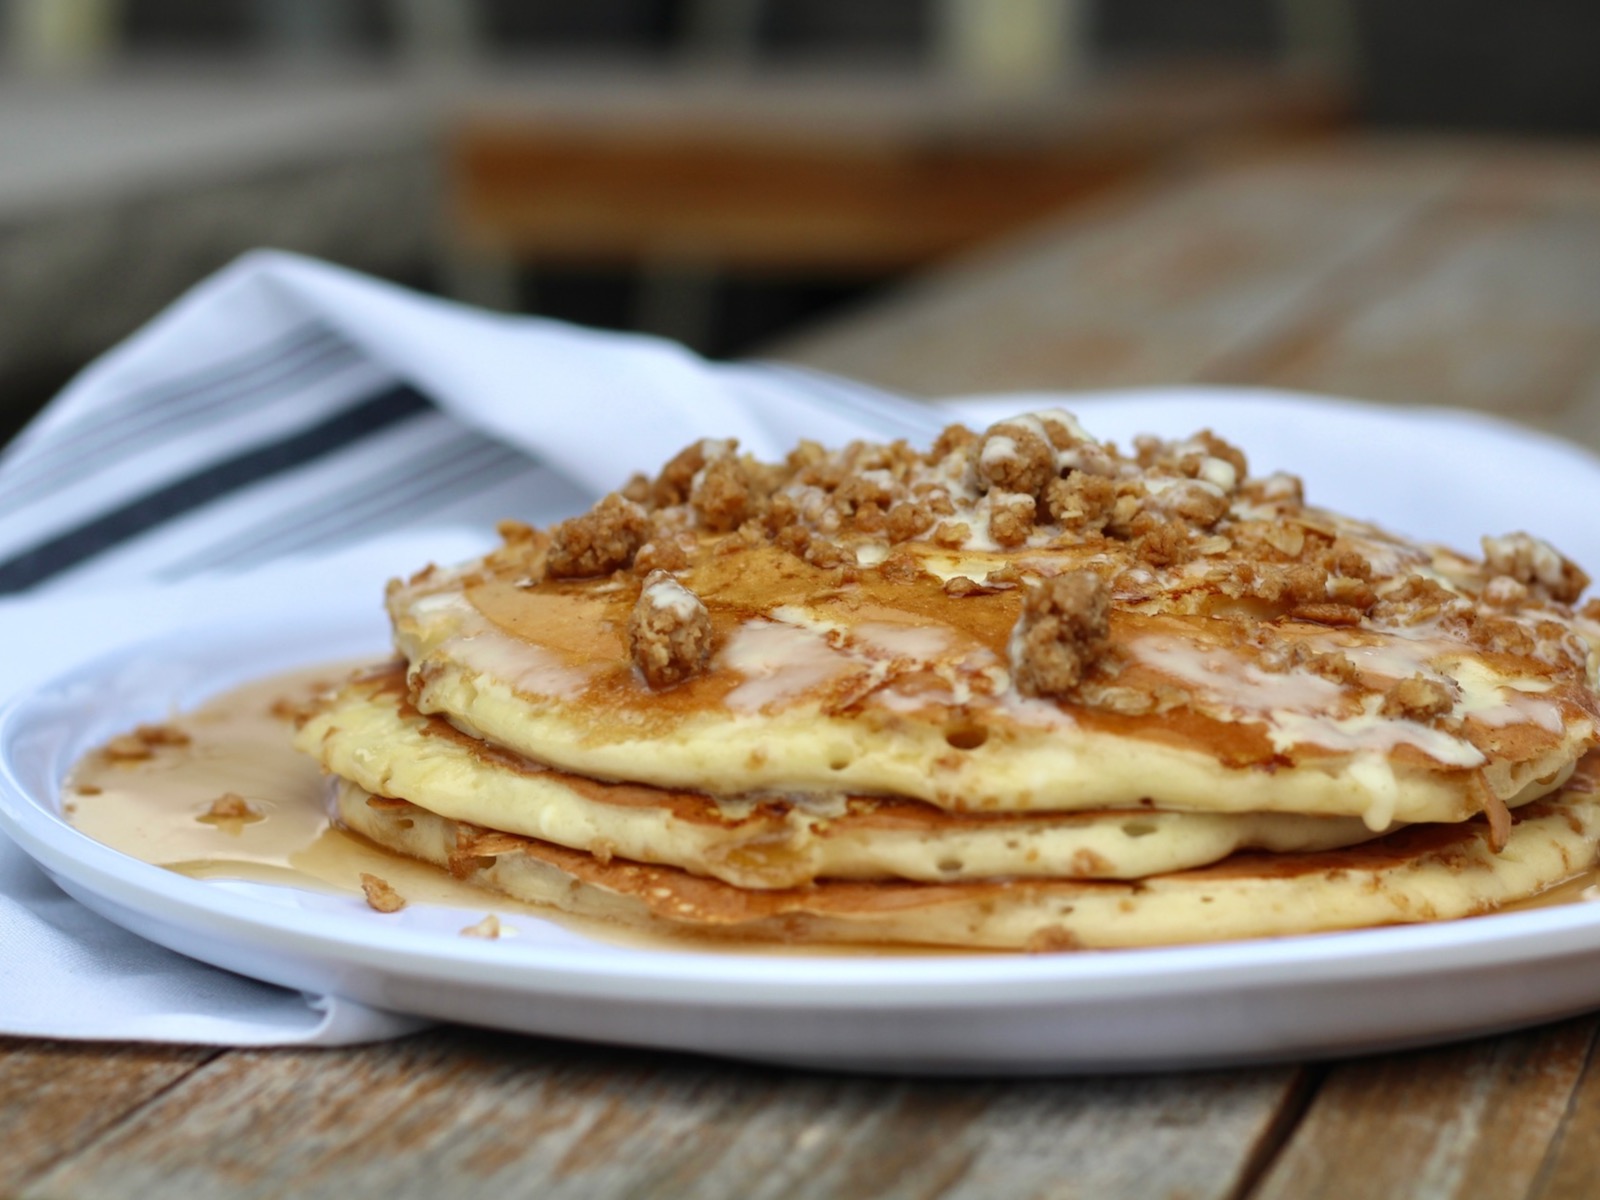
[389,413,1600,831]
[330,756,1600,950]
[294,409,1600,950]
[297,664,1389,888]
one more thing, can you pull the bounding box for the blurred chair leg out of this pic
[438,246,522,313]
[387,0,483,70]
[634,258,720,354]
[2,0,121,73]
[251,0,364,60]
[932,0,1087,90]
[678,0,765,68]
[1278,0,1359,78]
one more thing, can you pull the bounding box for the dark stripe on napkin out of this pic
[161,430,532,576]
[234,442,530,565]
[0,383,431,593]
[0,327,356,509]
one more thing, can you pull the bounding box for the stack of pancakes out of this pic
[296,411,1600,949]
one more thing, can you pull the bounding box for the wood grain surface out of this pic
[15,1033,1306,1200]
[1253,1018,1599,1200]
[0,1039,215,1195]
[7,136,1600,1199]
[446,65,1342,272]
[778,139,1600,445]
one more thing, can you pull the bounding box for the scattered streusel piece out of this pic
[197,792,263,828]
[460,914,502,939]
[103,735,153,762]
[134,723,191,747]
[360,873,407,914]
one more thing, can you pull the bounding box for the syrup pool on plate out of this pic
[59,663,562,911]
[60,663,962,955]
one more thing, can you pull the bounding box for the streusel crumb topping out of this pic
[473,408,1596,714]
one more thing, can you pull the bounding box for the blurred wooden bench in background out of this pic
[444,64,1347,341]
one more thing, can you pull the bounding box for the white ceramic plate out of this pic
[7,393,1600,1074]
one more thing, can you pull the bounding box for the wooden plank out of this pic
[1247,1017,1597,1200]
[450,126,1136,271]
[779,139,1600,431]
[1459,145,1600,210]
[445,64,1344,273]
[22,1029,1304,1200]
[773,143,1472,396]
[0,1038,215,1195]
[1524,1012,1600,1200]
[1210,180,1600,423]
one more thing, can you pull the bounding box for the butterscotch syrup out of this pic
[1500,865,1600,912]
[59,663,946,955]
[63,663,559,915]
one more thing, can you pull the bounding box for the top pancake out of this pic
[389,411,1600,827]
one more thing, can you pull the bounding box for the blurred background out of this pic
[2,0,1598,450]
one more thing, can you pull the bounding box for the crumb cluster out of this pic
[1009,571,1112,699]
[627,569,715,689]
[547,493,650,578]
[1483,532,1589,604]
[104,723,191,762]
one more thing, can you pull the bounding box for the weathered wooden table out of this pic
[6,137,1600,1200]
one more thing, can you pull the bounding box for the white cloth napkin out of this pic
[6,249,1600,1047]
